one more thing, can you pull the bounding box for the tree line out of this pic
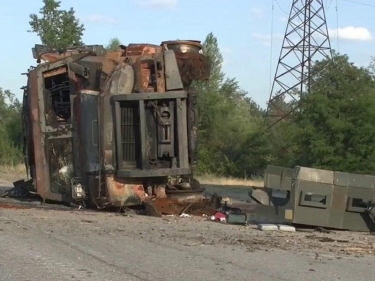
[2,0,375,178]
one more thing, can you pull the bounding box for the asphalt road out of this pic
[0,204,374,281]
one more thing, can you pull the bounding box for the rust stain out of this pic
[175,52,210,87]
[126,44,161,56]
[106,51,123,60]
[155,53,165,93]
[40,53,72,62]
[43,67,67,78]
[149,197,217,216]
[150,198,189,215]
[154,185,167,198]
[0,204,28,210]
[141,68,151,91]
[189,208,217,217]
[106,175,146,207]
[29,70,47,199]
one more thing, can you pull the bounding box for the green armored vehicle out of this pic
[249,165,375,232]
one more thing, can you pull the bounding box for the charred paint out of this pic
[23,40,211,213]
[106,175,145,206]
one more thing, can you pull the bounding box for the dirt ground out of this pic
[1,174,375,280]
[3,202,374,258]
[0,172,26,195]
[0,203,374,281]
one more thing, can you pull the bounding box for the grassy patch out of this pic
[0,163,27,183]
[197,174,264,187]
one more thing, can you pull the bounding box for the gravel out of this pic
[0,203,374,281]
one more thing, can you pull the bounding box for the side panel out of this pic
[264,165,284,189]
[22,84,34,179]
[76,91,101,201]
[39,61,73,200]
[248,182,296,224]
[293,180,333,227]
[187,90,198,168]
[262,165,293,207]
[291,168,375,231]
[28,69,64,201]
[326,185,346,229]
[164,49,184,91]
[335,171,375,231]
[341,187,375,231]
[78,93,100,174]
[294,166,334,184]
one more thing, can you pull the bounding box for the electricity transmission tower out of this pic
[265,0,332,129]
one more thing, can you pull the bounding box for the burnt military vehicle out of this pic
[21,41,210,209]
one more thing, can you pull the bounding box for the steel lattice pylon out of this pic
[265,0,332,129]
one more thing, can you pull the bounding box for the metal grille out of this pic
[120,102,140,165]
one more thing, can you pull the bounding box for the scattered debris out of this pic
[227,212,248,225]
[3,162,375,244]
[315,227,332,234]
[258,224,279,231]
[211,212,226,222]
[277,224,296,232]
[305,235,350,244]
[0,179,34,198]
[319,237,336,243]
[257,224,296,232]
[179,213,191,218]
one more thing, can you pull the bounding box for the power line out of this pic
[274,0,288,14]
[326,0,334,10]
[269,0,275,94]
[340,0,375,8]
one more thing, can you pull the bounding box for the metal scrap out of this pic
[0,179,34,198]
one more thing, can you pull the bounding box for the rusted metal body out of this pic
[249,165,375,232]
[22,41,210,211]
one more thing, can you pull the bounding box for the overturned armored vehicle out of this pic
[22,41,210,209]
[249,165,375,232]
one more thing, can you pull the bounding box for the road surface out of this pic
[0,199,374,281]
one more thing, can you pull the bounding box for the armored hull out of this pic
[22,41,210,209]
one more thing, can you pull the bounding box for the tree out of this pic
[292,52,375,174]
[193,33,230,174]
[28,0,85,49]
[106,38,122,52]
[194,32,266,177]
[0,88,22,165]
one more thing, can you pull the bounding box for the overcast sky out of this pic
[0,0,374,107]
